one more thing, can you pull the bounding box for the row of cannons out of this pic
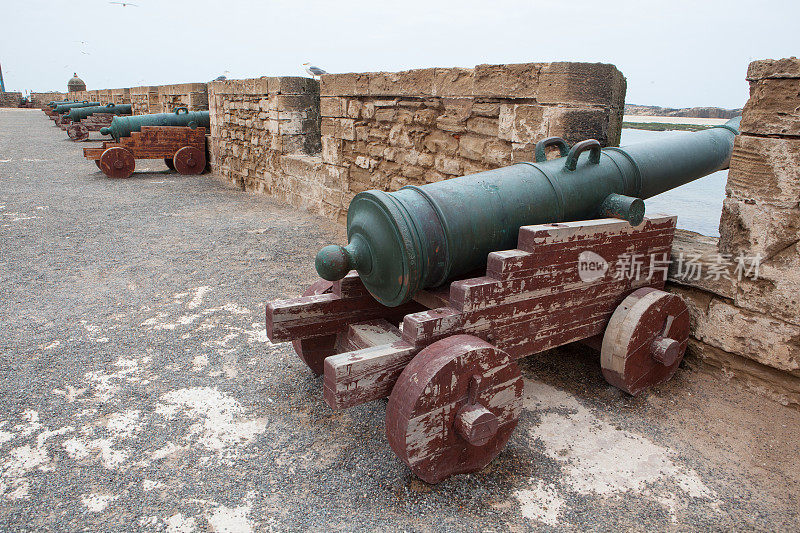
[267,117,742,483]
[42,99,210,179]
[44,98,741,483]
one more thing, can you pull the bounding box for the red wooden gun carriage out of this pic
[266,216,687,483]
[83,126,208,179]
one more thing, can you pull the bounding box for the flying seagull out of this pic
[302,62,327,79]
[109,1,139,6]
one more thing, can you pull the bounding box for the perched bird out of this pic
[302,62,327,79]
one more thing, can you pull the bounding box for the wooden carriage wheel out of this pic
[291,279,342,375]
[164,158,175,171]
[601,287,690,395]
[386,335,523,484]
[173,146,206,175]
[67,123,89,141]
[98,147,135,179]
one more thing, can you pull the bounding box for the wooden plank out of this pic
[347,319,401,350]
[412,286,451,309]
[323,341,417,409]
[266,291,424,343]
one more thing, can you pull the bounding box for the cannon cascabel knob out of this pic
[315,236,373,281]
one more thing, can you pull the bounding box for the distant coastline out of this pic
[622,113,732,131]
[625,104,742,119]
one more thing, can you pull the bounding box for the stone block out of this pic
[268,77,319,95]
[434,155,463,175]
[465,116,498,137]
[368,68,435,96]
[537,62,626,107]
[547,107,616,147]
[719,198,800,258]
[498,104,547,143]
[320,97,346,117]
[747,57,800,80]
[280,154,324,185]
[422,130,459,155]
[323,163,349,189]
[667,230,736,299]
[458,134,488,161]
[692,296,800,372]
[322,135,344,165]
[482,139,513,166]
[320,73,370,96]
[734,249,800,326]
[433,68,474,97]
[473,63,540,98]
[740,78,800,137]
[471,101,501,117]
[727,135,800,207]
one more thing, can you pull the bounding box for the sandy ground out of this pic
[1,108,798,532]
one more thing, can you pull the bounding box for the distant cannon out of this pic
[85,108,209,178]
[51,101,101,128]
[100,108,210,140]
[66,104,133,141]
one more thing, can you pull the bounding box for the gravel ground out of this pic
[1,108,799,532]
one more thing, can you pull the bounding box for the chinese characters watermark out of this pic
[579,251,762,282]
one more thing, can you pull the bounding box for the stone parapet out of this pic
[668,57,800,409]
[317,62,625,222]
[157,83,209,113]
[130,86,159,115]
[207,76,321,195]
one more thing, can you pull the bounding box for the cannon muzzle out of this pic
[99,107,210,140]
[316,117,741,306]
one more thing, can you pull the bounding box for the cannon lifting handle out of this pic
[565,139,601,171]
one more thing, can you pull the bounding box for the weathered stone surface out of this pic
[668,230,736,299]
[734,245,800,326]
[433,68,474,97]
[547,107,616,147]
[473,63,540,98]
[683,338,800,409]
[320,73,369,96]
[747,57,800,80]
[719,198,800,258]
[498,104,546,143]
[537,62,626,107]
[740,78,800,137]
[727,135,800,207]
[368,69,435,96]
[671,286,800,372]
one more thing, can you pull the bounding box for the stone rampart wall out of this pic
[667,58,800,408]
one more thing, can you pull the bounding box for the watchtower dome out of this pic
[67,73,86,93]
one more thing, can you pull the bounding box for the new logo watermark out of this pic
[578,251,609,282]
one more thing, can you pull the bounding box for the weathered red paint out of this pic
[264,215,684,483]
[83,126,207,179]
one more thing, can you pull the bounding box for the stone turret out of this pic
[67,73,86,93]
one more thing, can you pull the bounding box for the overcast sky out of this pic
[1,0,797,109]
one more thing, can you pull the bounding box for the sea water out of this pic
[620,128,727,237]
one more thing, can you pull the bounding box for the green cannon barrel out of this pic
[53,101,100,114]
[48,100,76,108]
[68,104,132,122]
[99,108,210,140]
[316,117,741,306]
